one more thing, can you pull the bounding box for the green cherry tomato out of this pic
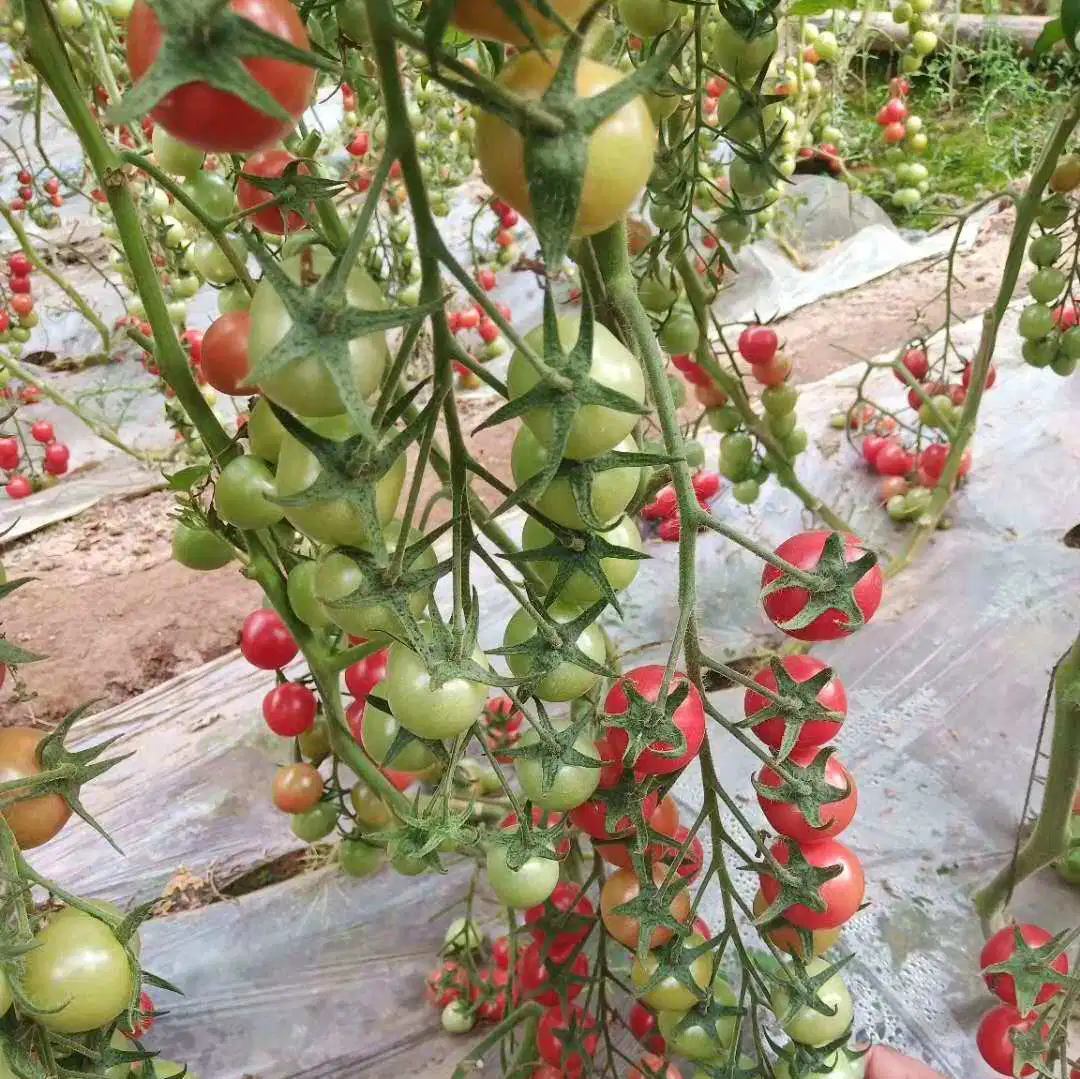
[771,957,853,1046]
[507,316,646,460]
[291,802,339,843]
[384,630,490,740]
[708,405,742,433]
[286,560,332,630]
[511,427,641,530]
[733,478,761,504]
[0,970,10,1018]
[486,844,560,908]
[360,681,437,772]
[783,429,809,457]
[172,522,234,571]
[903,485,933,518]
[22,908,135,1034]
[248,247,389,417]
[191,234,245,285]
[443,916,485,954]
[659,307,700,354]
[713,16,777,84]
[773,1052,866,1079]
[218,281,252,315]
[1019,303,1055,340]
[617,0,678,36]
[684,438,706,469]
[173,173,235,224]
[631,933,713,1012]
[1029,233,1062,267]
[503,603,606,702]
[298,718,331,760]
[351,783,392,829]
[1023,336,1057,368]
[762,384,798,415]
[659,975,738,1060]
[515,723,600,811]
[275,415,406,546]
[441,999,476,1034]
[247,396,286,463]
[730,158,773,200]
[152,126,204,178]
[522,515,643,605]
[1063,326,1080,360]
[389,839,427,876]
[1029,267,1066,305]
[1052,351,1078,376]
[313,523,434,637]
[639,272,681,312]
[214,454,285,530]
[767,410,798,438]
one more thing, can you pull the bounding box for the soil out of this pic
[0,202,1021,725]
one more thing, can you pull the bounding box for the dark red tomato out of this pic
[570,789,659,840]
[344,648,389,700]
[918,443,949,484]
[126,0,315,153]
[237,149,310,234]
[601,666,705,776]
[861,435,887,468]
[760,530,883,642]
[737,325,778,365]
[537,1006,599,1079]
[745,655,847,750]
[525,883,595,952]
[501,807,571,859]
[758,838,865,930]
[262,681,317,736]
[692,470,721,502]
[201,311,251,395]
[976,1006,1046,1077]
[629,1001,666,1056]
[9,275,31,295]
[757,746,857,842]
[518,942,589,1007]
[874,442,914,477]
[981,925,1068,1007]
[240,608,298,669]
[963,361,997,390]
[895,347,928,382]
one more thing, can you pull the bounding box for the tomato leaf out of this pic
[785,0,856,14]
[0,637,43,666]
[0,576,35,602]
[165,463,210,492]
[1036,15,1066,54]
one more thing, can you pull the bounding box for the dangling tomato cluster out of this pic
[448,297,512,390]
[640,469,722,543]
[4,248,36,332]
[875,76,931,211]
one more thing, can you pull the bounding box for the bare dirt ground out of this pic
[0,204,1020,724]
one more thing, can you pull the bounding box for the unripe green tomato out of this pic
[286,560,331,630]
[340,839,380,878]
[919,395,954,429]
[1038,194,1071,229]
[617,0,679,37]
[909,131,929,153]
[1018,302,1056,340]
[631,934,713,1011]
[291,802,338,842]
[504,603,605,702]
[706,406,739,433]
[684,438,706,469]
[167,300,188,324]
[172,522,234,571]
[148,186,170,218]
[730,158,773,200]
[900,53,922,75]
[717,216,751,247]
[733,477,760,504]
[1052,351,1078,376]
[762,383,798,415]
[1022,337,1056,368]
[892,1,912,20]
[767,410,798,438]
[1029,267,1066,304]
[651,201,683,232]
[639,273,680,312]
[152,126,205,178]
[173,272,201,299]
[218,281,252,315]
[883,146,904,166]
[783,429,809,456]
[441,999,475,1034]
[892,187,921,210]
[192,235,245,285]
[886,493,908,520]
[817,30,839,60]
[905,115,924,135]
[247,396,285,463]
[298,718,331,759]
[821,124,842,144]
[912,29,937,53]
[1029,233,1062,267]
[53,0,84,26]
[443,916,485,954]
[903,485,933,518]
[214,454,284,529]
[1063,326,1080,360]
[389,840,427,876]
[906,162,929,183]
[659,307,700,353]
[720,431,754,471]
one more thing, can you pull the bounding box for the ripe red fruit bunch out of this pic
[975,924,1067,1076]
[640,471,723,542]
[752,530,883,940]
[5,250,35,323]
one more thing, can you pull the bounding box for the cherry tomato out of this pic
[515,724,601,812]
[152,125,204,177]
[240,608,298,669]
[425,960,469,1007]
[507,316,646,460]
[629,1001,666,1055]
[7,253,30,276]
[745,655,847,750]
[22,908,135,1033]
[738,325,778,365]
[0,438,19,471]
[981,924,1068,1006]
[596,793,681,870]
[262,682,317,737]
[272,762,323,812]
[345,648,390,701]
[340,838,380,878]
[525,882,595,951]
[630,932,712,1011]
[214,454,285,530]
[501,807,571,859]
[476,53,655,238]
[757,747,856,842]
[0,728,72,849]
[30,421,53,443]
[43,443,70,477]
[237,149,310,234]
[976,1005,1046,1077]
[601,665,705,776]
[752,352,792,387]
[5,476,31,500]
[570,789,659,841]
[895,347,929,381]
[127,0,315,153]
[629,1053,683,1079]
[537,1005,599,1079]
[171,523,233,572]
[752,890,840,958]
[758,838,865,930]
[760,530,883,642]
[518,941,589,1006]
[770,956,852,1046]
[874,442,914,477]
[600,863,690,950]
[487,845,560,909]
[503,602,606,702]
[200,311,251,395]
[451,0,590,42]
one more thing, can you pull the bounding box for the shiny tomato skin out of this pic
[517,941,589,1006]
[262,682,317,737]
[200,311,251,395]
[344,648,389,700]
[0,728,72,849]
[597,793,681,870]
[601,665,705,776]
[976,1006,1046,1077]
[272,762,323,812]
[537,1005,599,1079]
[757,747,857,842]
[760,530,883,642]
[752,889,840,958]
[744,655,847,750]
[570,788,659,840]
[874,442,914,477]
[126,0,315,153]
[476,53,655,239]
[237,149,309,234]
[758,838,865,930]
[524,882,595,950]
[600,863,690,950]
[240,608,298,669]
[738,325,778,365]
[981,925,1068,1006]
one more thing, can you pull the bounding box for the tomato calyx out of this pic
[755,842,849,924]
[611,858,695,963]
[746,657,845,760]
[111,0,329,131]
[981,926,1072,1014]
[760,531,880,637]
[601,677,694,773]
[571,769,658,839]
[237,155,342,229]
[632,929,713,1000]
[767,953,853,1032]
[754,747,854,833]
[490,818,561,876]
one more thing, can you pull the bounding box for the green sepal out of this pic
[751,842,845,923]
[752,745,852,831]
[599,678,690,770]
[981,926,1078,1017]
[501,712,601,793]
[367,693,452,769]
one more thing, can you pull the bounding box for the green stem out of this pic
[0,201,111,351]
[974,632,1080,926]
[896,89,1080,572]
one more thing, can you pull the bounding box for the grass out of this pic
[827,31,1079,229]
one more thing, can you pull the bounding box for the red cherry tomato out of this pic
[917,443,949,485]
[7,252,31,276]
[861,434,887,468]
[760,530,883,642]
[237,149,310,234]
[5,475,31,500]
[347,131,370,156]
[425,960,469,1008]
[240,608,298,670]
[0,438,19,471]
[262,681,317,736]
[126,0,315,153]
[43,443,70,476]
[9,275,31,295]
[758,838,865,930]
[744,655,848,750]
[738,325,778,365]
[895,347,928,382]
[874,441,914,477]
[537,1006,598,1079]
[518,942,589,1007]
[962,361,997,390]
[524,882,595,953]
[883,122,906,145]
[11,295,33,318]
[976,1006,1047,1077]
[200,311,252,395]
[757,746,857,842]
[981,925,1068,1007]
[601,666,705,776]
[344,648,389,700]
[629,1001,666,1056]
[483,696,524,733]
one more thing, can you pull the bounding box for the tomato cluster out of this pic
[874,78,930,211]
[7,164,64,224]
